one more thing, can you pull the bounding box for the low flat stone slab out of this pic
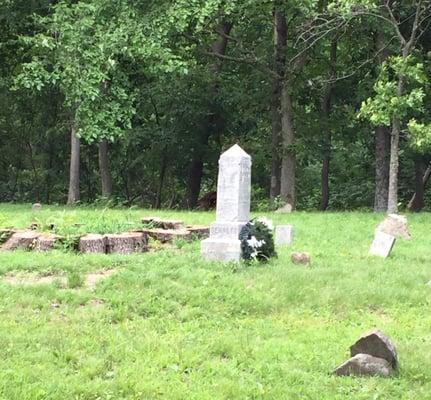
[79,234,106,254]
[350,330,397,368]
[201,238,242,262]
[142,228,192,243]
[334,353,393,377]
[105,232,147,254]
[142,217,184,230]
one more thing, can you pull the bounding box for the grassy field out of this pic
[0,204,430,399]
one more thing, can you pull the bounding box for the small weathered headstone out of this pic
[32,203,42,212]
[369,231,396,258]
[334,353,392,377]
[350,330,397,368]
[275,225,294,245]
[291,252,310,265]
[376,214,411,240]
[201,144,251,262]
[79,234,106,253]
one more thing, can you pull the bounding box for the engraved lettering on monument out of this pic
[201,144,251,261]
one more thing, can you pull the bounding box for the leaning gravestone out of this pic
[369,231,396,258]
[201,144,251,262]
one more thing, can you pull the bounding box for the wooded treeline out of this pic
[0,0,430,211]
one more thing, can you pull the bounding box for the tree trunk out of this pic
[186,21,232,209]
[67,124,80,204]
[387,75,405,213]
[408,160,431,212]
[270,8,287,200]
[374,29,391,212]
[98,139,113,198]
[374,126,391,211]
[320,39,337,211]
[155,152,168,209]
[280,81,296,207]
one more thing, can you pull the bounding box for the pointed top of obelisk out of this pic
[220,144,251,160]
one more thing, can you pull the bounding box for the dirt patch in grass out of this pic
[3,272,65,286]
[3,269,116,289]
[84,269,116,289]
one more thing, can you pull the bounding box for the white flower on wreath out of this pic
[247,235,266,249]
[256,217,273,231]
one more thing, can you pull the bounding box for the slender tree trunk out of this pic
[280,81,296,207]
[98,139,113,198]
[186,21,232,209]
[320,39,337,211]
[387,75,405,213]
[374,30,391,212]
[67,124,80,204]
[270,8,287,200]
[408,160,431,212]
[374,125,391,211]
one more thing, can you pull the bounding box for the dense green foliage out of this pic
[0,1,430,209]
[0,205,430,398]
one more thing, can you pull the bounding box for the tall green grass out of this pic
[0,205,430,399]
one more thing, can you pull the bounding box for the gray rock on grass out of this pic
[334,330,397,378]
[334,353,392,377]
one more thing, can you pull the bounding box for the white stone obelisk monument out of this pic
[201,144,251,261]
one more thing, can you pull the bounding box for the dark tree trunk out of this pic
[280,81,296,207]
[67,124,80,204]
[270,8,287,200]
[98,139,113,198]
[319,39,337,211]
[186,21,232,209]
[408,160,431,212]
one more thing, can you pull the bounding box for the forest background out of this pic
[0,0,430,212]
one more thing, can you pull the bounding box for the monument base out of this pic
[201,238,242,262]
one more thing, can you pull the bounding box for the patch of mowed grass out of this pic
[0,206,430,398]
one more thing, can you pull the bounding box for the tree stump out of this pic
[105,232,147,254]
[1,231,40,251]
[36,234,61,251]
[142,217,184,230]
[142,228,192,243]
[0,229,15,245]
[79,234,106,253]
[186,225,210,239]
